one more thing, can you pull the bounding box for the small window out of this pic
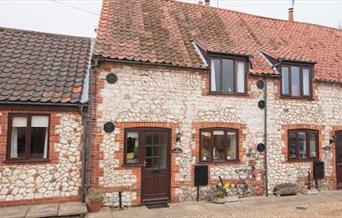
[125,131,139,164]
[200,128,238,162]
[281,64,313,98]
[8,114,49,161]
[288,130,318,160]
[210,56,248,94]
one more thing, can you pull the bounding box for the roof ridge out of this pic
[170,0,342,33]
[0,26,93,40]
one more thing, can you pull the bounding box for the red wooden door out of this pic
[336,131,342,189]
[141,129,171,203]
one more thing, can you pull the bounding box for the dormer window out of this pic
[281,63,313,98]
[209,55,248,94]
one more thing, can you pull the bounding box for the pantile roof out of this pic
[0,27,92,104]
[94,0,342,83]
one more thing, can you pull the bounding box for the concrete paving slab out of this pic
[26,204,59,218]
[180,202,210,215]
[58,202,87,216]
[0,206,29,218]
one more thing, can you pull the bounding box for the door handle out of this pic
[143,161,148,167]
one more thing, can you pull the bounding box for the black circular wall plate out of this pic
[257,143,265,152]
[104,122,115,133]
[106,73,118,84]
[258,100,265,109]
[256,80,265,89]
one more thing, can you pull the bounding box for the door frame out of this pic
[140,127,172,204]
[336,130,342,189]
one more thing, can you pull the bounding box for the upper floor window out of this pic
[281,64,313,98]
[288,130,318,160]
[7,114,50,161]
[200,128,238,162]
[210,56,248,94]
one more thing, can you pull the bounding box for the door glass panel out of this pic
[291,66,300,96]
[145,158,153,168]
[146,146,153,157]
[337,135,342,164]
[147,135,153,145]
[222,59,234,93]
[201,132,212,161]
[144,133,167,169]
[213,130,225,160]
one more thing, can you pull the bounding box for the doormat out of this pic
[146,203,169,209]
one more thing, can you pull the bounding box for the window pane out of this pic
[31,116,49,159]
[31,127,47,159]
[291,66,301,96]
[213,130,225,160]
[227,131,237,160]
[201,132,212,161]
[11,127,26,158]
[303,69,310,96]
[309,132,317,158]
[289,140,297,158]
[222,59,234,93]
[210,59,221,91]
[236,61,245,93]
[11,117,27,158]
[282,67,289,95]
[126,132,139,164]
[297,132,307,158]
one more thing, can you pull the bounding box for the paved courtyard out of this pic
[87,190,342,218]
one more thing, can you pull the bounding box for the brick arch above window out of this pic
[281,124,324,162]
[192,122,246,165]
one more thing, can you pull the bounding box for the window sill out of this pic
[4,158,50,164]
[280,95,314,101]
[122,164,143,168]
[286,158,318,163]
[199,160,241,165]
[208,92,249,97]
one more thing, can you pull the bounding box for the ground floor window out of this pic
[288,129,318,160]
[7,114,49,161]
[200,128,238,162]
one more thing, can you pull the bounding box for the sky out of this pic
[0,0,341,38]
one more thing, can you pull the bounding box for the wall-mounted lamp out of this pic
[330,136,336,145]
[176,132,182,142]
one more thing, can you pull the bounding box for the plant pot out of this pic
[87,200,102,212]
[211,196,226,204]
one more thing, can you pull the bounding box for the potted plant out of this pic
[86,189,104,212]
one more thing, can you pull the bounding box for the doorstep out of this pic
[0,202,87,218]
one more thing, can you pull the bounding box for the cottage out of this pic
[0,27,92,206]
[90,0,342,206]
